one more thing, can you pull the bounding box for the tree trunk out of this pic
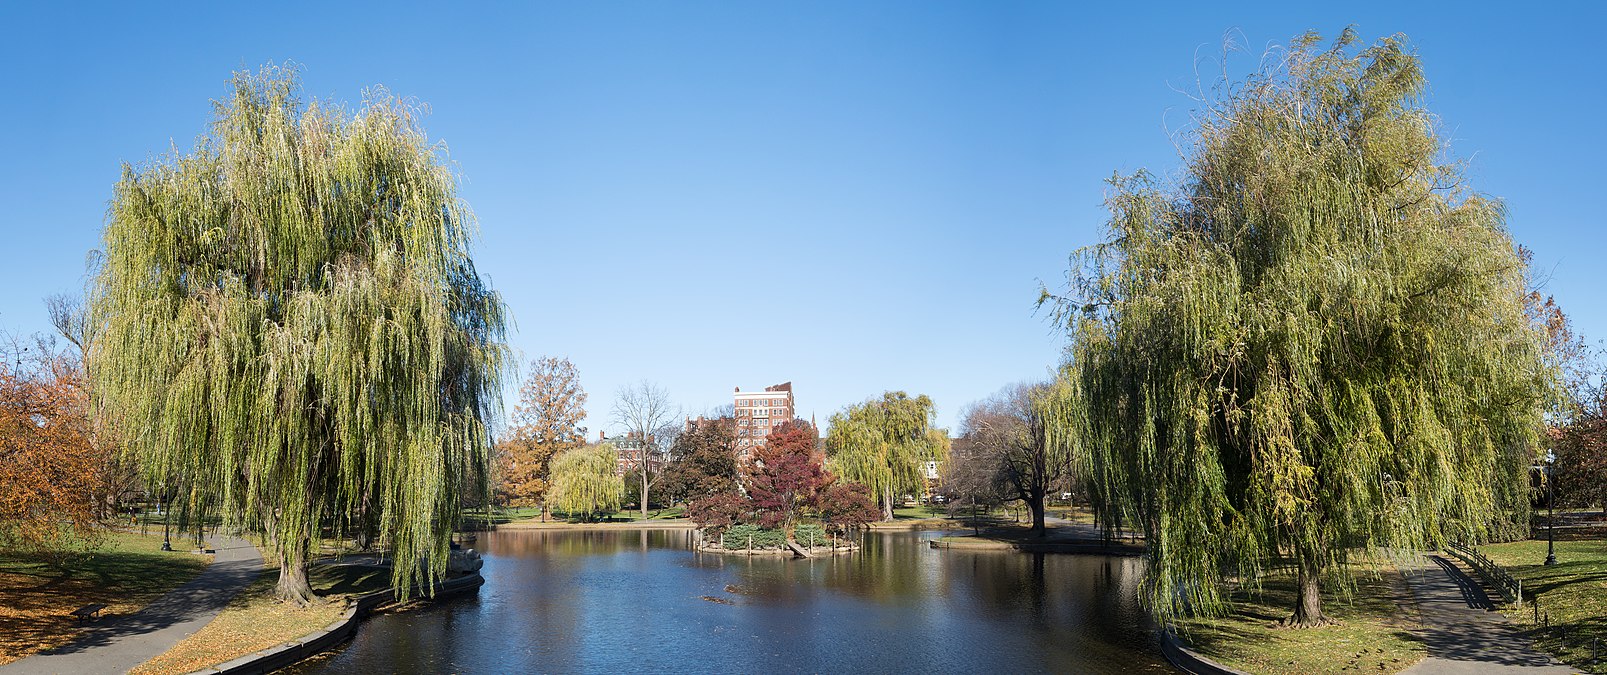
[640,468,649,519]
[882,487,894,521]
[1029,494,1046,537]
[1285,564,1329,627]
[276,555,315,606]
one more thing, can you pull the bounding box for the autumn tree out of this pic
[955,381,1078,536]
[746,420,829,530]
[1523,275,1606,512]
[662,417,739,504]
[815,482,881,536]
[0,337,105,556]
[1043,31,1553,627]
[940,436,1010,520]
[685,492,751,534]
[612,381,676,518]
[825,392,948,520]
[498,357,587,509]
[89,66,508,604]
[547,444,624,521]
[46,294,140,519]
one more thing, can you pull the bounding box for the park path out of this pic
[0,534,262,675]
[1399,554,1579,674]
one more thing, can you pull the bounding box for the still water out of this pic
[290,529,1169,674]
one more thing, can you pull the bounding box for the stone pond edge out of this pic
[1158,628,1253,675]
[183,571,485,675]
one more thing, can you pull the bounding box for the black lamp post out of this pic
[1544,461,1557,566]
[160,493,172,552]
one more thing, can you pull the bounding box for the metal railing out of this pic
[1446,541,1522,607]
[1446,541,1603,671]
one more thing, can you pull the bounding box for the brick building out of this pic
[734,382,795,460]
[598,430,647,476]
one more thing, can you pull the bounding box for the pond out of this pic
[288,529,1170,674]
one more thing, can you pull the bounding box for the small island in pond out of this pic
[679,418,881,558]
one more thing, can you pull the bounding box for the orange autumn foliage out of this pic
[0,345,105,553]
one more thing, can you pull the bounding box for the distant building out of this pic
[599,430,647,476]
[734,382,795,460]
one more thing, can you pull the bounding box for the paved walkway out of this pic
[0,534,263,675]
[1400,554,1578,674]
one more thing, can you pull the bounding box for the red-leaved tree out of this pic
[746,420,828,530]
[816,482,881,535]
[685,492,751,534]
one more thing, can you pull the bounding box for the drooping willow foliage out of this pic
[1042,31,1555,624]
[89,65,508,602]
[824,392,948,519]
[546,444,624,521]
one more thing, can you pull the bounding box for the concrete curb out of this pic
[1158,629,1253,675]
[184,572,484,675]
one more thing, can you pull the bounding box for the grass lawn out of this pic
[892,505,953,520]
[1176,564,1426,675]
[468,505,689,525]
[0,529,211,665]
[130,563,391,675]
[598,506,686,521]
[1475,538,1607,674]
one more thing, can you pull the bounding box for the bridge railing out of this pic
[1446,541,1603,670]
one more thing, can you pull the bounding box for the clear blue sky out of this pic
[2,2,1603,433]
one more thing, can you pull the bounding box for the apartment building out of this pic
[734,382,795,459]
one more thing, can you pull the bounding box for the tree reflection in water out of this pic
[288,529,1168,674]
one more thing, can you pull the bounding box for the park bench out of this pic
[69,603,107,622]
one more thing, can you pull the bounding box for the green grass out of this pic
[892,505,952,520]
[1175,565,1425,675]
[0,529,210,664]
[592,506,686,521]
[1475,539,1607,673]
[465,505,689,525]
[131,562,391,675]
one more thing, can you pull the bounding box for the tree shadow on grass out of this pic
[27,547,256,656]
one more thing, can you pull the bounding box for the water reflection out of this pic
[289,529,1168,674]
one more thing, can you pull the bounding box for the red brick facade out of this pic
[733,382,795,461]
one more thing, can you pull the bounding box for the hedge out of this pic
[722,524,785,550]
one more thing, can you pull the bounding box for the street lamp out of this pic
[1544,459,1557,566]
[160,492,173,552]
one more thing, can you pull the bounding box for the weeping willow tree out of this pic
[88,65,508,604]
[825,392,948,520]
[1042,30,1554,627]
[546,444,624,521]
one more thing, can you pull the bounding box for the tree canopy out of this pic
[498,357,587,508]
[956,381,1078,536]
[547,444,624,521]
[746,420,828,530]
[0,338,106,556]
[824,392,948,520]
[663,417,739,504]
[88,65,508,603]
[1043,30,1554,625]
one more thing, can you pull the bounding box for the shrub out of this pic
[793,523,827,547]
[722,524,785,550]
